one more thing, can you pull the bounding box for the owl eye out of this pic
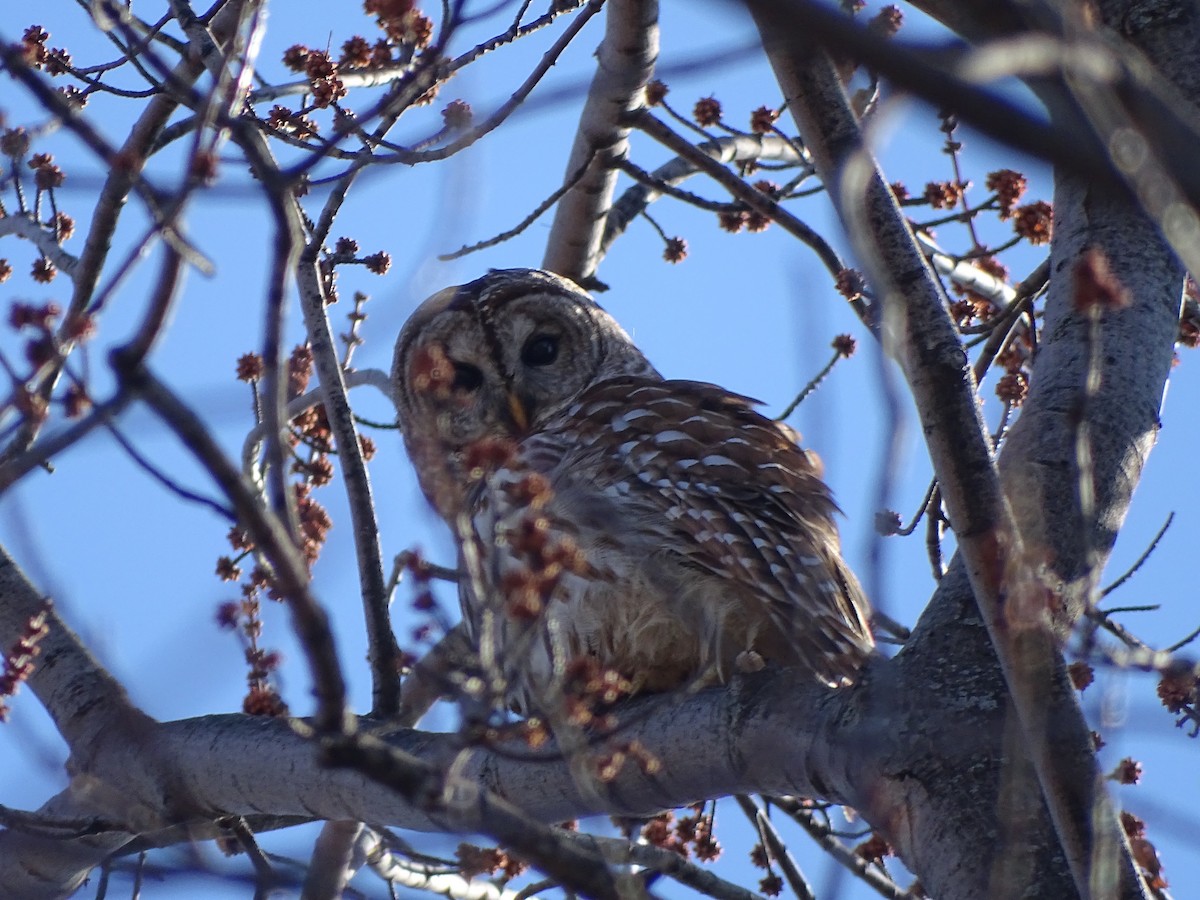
[521,334,559,367]
[451,361,484,393]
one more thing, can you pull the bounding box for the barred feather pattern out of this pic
[393,269,873,715]
[464,377,874,712]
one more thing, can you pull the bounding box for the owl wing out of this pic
[535,376,874,685]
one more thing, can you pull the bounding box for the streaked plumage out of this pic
[393,268,872,713]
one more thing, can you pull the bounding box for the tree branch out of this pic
[747,7,1149,897]
[111,356,350,738]
[542,0,659,284]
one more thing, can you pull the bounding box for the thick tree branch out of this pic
[746,7,1148,898]
[0,660,861,897]
[0,549,158,898]
[542,0,659,284]
[0,552,148,762]
[0,635,1124,899]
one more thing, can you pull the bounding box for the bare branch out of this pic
[581,831,763,900]
[734,796,815,900]
[104,422,235,520]
[364,828,532,900]
[0,216,79,277]
[542,0,660,283]
[0,393,132,491]
[1100,512,1174,599]
[303,820,363,900]
[602,131,809,252]
[748,9,1146,897]
[629,112,861,316]
[775,799,908,900]
[440,148,598,261]
[111,356,350,737]
[262,114,404,715]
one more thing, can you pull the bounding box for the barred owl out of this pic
[393,268,873,714]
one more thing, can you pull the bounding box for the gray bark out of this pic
[541,0,659,284]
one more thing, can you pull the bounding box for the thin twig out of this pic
[440,147,598,260]
[240,370,394,491]
[447,0,580,72]
[773,799,907,899]
[1165,625,1200,654]
[1099,512,1174,598]
[616,157,745,213]
[114,354,349,736]
[969,259,1048,383]
[1084,607,1151,652]
[0,393,132,491]
[894,479,938,538]
[630,110,870,328]
[572,832,761,900]
[601,133,808,262]
[776,348,842,421]
[657,96,723,145]
[735,796,815,900]
[1100,604,1160,615]
[305,0,604,177]
[638,209,672,244]
[105,422,235,520]
[223,817,278,885]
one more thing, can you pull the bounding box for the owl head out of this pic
[393,268,659,515]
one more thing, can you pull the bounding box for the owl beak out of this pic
[506,390,530,433]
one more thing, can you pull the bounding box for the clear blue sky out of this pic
[0,2,1196,897]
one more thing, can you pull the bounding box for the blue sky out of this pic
[0,2,1197,897]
